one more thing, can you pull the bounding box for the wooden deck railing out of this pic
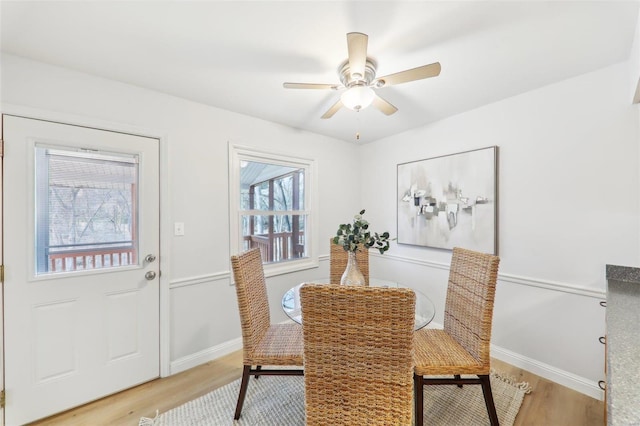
[48,232,303,272]
[243,232,304,263]
[48,243,136,272]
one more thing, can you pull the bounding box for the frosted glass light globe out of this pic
[341,86,375,111]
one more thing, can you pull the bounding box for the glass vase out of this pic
[340,250,366,286]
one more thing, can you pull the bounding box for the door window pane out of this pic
[35,146,139,275]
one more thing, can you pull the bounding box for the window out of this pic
[34,145,139,275]
[229,144,317,276]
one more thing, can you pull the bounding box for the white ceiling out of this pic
[1,1,638,144]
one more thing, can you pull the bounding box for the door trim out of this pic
[0,103,172,378]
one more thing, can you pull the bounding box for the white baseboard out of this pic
[169,333,603,401]
[491,345,604,401]
[170,321,292,375]
[426,321,603,400]
[170,337,243,375]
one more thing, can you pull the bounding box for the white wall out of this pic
[631,7,640,103]
[2,51,639,400]
[632,7,640,261]
[0,53,362,371]
[360,61,639,398]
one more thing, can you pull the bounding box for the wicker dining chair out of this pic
[329,238,369,284]
[414,247,501,425]
[230,248,304,420]
[300,283,416,425]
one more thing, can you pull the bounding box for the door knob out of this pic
[145,254,157,263]
[145,271,157,281]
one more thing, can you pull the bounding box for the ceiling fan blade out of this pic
[283,82,340,90]
[347,32,368,81]
[321,99,344,119]
[375,62,441,87]
[372,94,398,116]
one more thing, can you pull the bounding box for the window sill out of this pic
[263,257,319,278]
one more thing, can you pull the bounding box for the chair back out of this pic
[443,247,500,364]
[230,248,271,360]
[300,284,415,425]
[329,238,369,284]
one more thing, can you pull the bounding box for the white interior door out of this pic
[2,115,160,425]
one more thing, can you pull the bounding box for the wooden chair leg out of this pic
[414,374,423,426]
[234,365,251,420]
[255,365,262,379]
[479,374,500,426]
[454,374,463,388]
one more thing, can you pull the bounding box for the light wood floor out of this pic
[30,351,604,425]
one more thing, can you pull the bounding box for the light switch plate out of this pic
[174,222,185,236]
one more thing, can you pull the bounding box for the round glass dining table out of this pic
[281,278,436,331]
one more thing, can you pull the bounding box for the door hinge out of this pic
[0,265,3,282]
[0,390,5,408]
[0,139,4,157]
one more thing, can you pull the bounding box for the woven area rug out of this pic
[140,370,530,426]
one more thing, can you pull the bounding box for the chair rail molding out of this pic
[169,271,231,289]
[371,252,605,299]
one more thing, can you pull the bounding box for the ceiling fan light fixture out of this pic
[283,33,441,120]
[340,85,375,111]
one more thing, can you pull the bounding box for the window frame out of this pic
[34,143,140,276]
[228,143,318,277]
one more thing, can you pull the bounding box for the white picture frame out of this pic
[397,146,498,254]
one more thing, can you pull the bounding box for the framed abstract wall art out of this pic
[397,146,498,254]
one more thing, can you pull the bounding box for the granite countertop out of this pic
[606,264,640,426]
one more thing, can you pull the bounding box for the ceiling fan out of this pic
[283,32,441,119]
